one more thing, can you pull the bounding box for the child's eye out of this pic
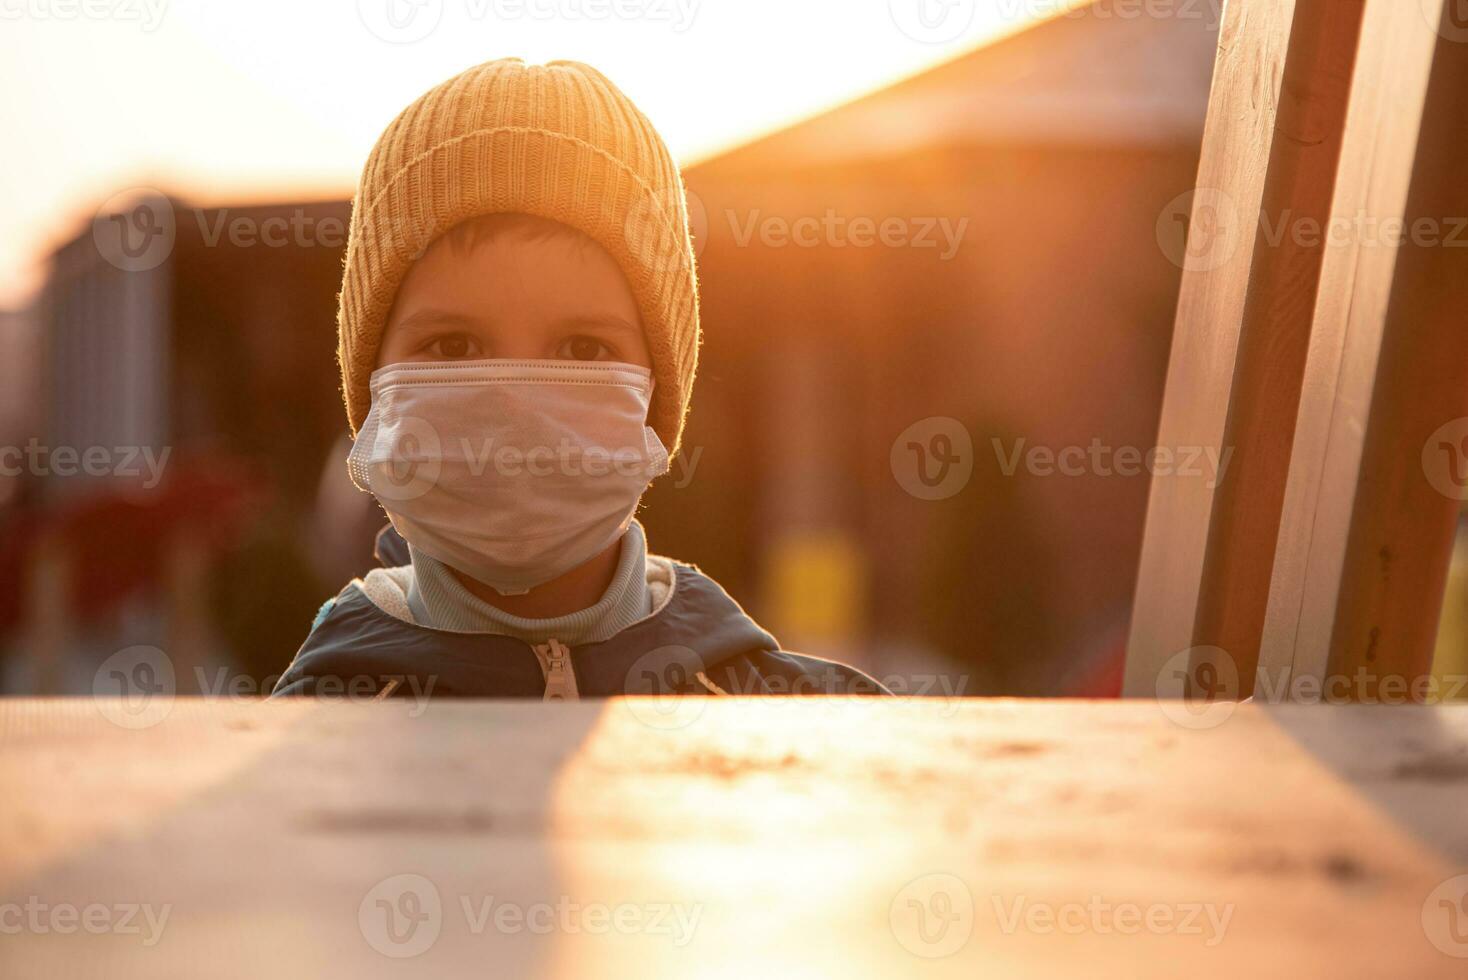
[559,336,615,362]
[427,334,479,359]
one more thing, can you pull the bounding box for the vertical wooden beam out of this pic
[1128,0,1466,699]
[1190,0,1367,695]
[1123,0,1301,696]
[1258,0,1453,690]
[1280,2,1468,697]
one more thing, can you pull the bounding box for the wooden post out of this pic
[1126,0,1467,700]
[1269,1,1468,698]
[1123,0,1303,697]
[1189,0,1367,696]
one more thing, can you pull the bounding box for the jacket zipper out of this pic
[533,638,579,701]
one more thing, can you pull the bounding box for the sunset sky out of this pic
[0,0,1090,305]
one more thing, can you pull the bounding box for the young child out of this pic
[273,58,884,700]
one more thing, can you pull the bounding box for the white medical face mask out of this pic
[348,359,669,595]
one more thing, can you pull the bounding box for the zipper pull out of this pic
[534,638,579,702]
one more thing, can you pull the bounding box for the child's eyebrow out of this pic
[558,314,643,336]
[391,308,480,333]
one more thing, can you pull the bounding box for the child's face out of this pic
[377,223,651,370]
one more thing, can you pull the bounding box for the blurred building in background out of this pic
[653,7,1219,693]
[1,7,1242,695]
[0,199,353,693]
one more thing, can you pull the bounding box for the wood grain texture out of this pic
[1324,4,1468,690]
[1,698,1466,978]
[1191,0,1367,695]
[1123,0,1299,696]
[1130,0,1466,700]
[1259,0,1450,685]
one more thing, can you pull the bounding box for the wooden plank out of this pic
[1190,0,1367,695]
[1258,0,1453,688]
[1130,0,1467,700]
[1124,0,1302,697]
[1322,6,1468,693]
[0,699,1465,978]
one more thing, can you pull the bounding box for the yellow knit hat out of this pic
[338,57,700,453]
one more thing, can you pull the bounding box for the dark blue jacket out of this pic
[272,527,887,699]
